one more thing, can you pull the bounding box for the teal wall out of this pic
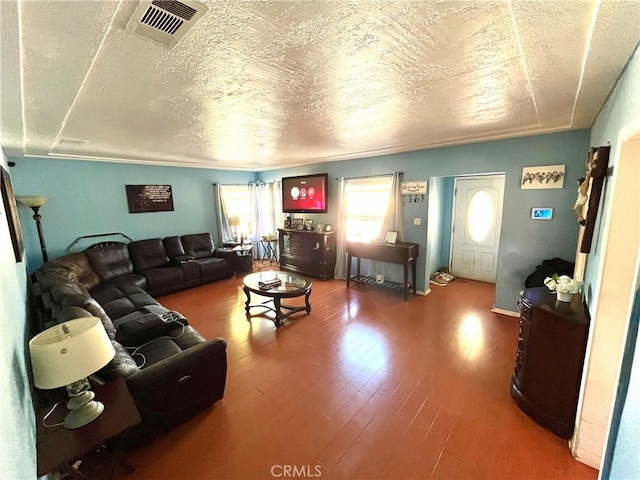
[10,158,255,270]
[440,177,455,269]
[0,150,37,479]
[589,44,640,480]
[584,44,640,304]
[260,129,589,311]
[11,134,588,311]
[426,176,445,281]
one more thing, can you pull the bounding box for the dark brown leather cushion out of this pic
[85,243,134,282]
[100,341,140,380]
[162,236,186,259]
[45,253,101,290]
[129,239,171,271]
[181,233,215,260]
[49,283,88,304]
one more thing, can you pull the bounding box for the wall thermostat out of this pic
[531,207,553,220]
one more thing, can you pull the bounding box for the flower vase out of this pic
[557,291,573,302]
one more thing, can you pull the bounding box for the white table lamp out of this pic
[29,317,115,429]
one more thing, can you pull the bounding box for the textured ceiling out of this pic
[1,0,639,170]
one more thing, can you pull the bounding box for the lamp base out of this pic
[64,390,105,429]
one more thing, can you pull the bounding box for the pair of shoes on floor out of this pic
[429,271,454,286]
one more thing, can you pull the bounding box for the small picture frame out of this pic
[292,218,303,229]
[284,217,291,228]
[305,219,314,230]
[325,224,333,232]
[384,230,398,244]
[316,223,324,232]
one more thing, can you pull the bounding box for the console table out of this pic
[346,241,419,301]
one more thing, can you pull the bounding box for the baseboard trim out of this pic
[417,288,431,296]
[491,306,520,317]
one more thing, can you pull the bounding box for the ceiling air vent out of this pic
[126,0,208,50]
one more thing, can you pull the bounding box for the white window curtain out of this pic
[253,181,283,258]
[218,184,252,243]
[214,183,233,244]
[335,173,402,280]
[216,182,283,257]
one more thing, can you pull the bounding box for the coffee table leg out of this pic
[304,288,312,313]
[243,286,251,315]
[273,297,284,328]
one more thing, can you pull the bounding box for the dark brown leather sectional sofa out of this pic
[31,233,234,430]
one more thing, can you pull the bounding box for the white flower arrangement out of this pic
[544,274,583,295]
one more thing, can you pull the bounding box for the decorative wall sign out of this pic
[126,185,174,213]
[401,181,428,195]
[521,165,565,189]
[1,166,24,262]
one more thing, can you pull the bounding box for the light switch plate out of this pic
[413,218,421,226]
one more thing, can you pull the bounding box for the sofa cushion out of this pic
[85,243,134,282]
[58,296,116,340]
[197,257,233,282]
[135,337,182,368]
[142,267,185,297]
[162,236,186,259]
[100,273,148,291]
[181,233,215,260]
[90,284,158,320]
[45,253,101,291]
[129,239,170,271]
[100,341,140,380]
[50,283,88,304]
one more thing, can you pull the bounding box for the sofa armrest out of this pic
[170,255,195,266]
[215,247,235,263]
[126,338,227,416]
[115,311,188,347]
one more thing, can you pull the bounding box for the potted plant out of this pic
[543,274,584,302]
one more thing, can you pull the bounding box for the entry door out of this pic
[450,175,505,283]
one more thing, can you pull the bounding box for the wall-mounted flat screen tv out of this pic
[282,173,328,214]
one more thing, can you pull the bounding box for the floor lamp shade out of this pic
[16,196,48,208]
[29,317,115,390]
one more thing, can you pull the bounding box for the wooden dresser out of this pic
[278,228,336,279]
[510,287,590,439]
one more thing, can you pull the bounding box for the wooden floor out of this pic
[121,263,597,480]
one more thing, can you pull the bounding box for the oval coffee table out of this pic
[242,271,312,328]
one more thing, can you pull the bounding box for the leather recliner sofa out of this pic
[127,233,235,296]
[31,234,232,429]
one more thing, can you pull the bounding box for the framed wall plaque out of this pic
[1,166,24,262]
[126,185,174,213]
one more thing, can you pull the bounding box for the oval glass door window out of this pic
[467,189,494,243]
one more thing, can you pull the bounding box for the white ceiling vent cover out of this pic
[126,0,208,50]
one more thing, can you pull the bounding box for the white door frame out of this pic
[448,174,506,281]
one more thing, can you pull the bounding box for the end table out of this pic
[36,377,141,479]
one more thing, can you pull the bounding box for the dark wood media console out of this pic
[346,240,419,301]
[278,228,336,280]
[510,287,590,439]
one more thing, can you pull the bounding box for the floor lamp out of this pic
[17,196,49,262]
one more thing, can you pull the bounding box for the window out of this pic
[345,176,393,241]
[220,185,252,239]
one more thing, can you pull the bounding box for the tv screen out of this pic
[282,173,328,214]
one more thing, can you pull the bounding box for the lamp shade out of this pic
[16,196,48,208]
[229,215,240,227]
[29,317,115,390]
